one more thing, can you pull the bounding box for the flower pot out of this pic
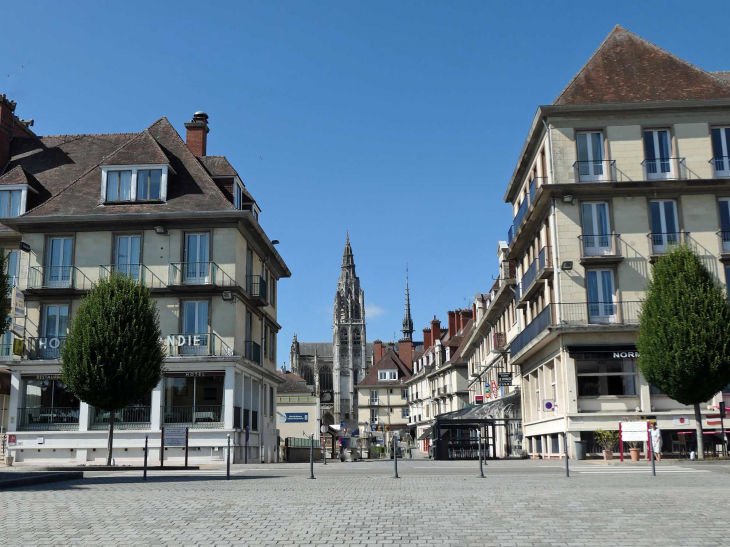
[629,448,641,462]
[603,450,613,461]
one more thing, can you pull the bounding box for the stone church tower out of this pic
[332,232,367,426]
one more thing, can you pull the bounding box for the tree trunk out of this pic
[694,402,705,460]
[106,411,115,466]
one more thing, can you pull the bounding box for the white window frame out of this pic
[576,131,606,182]
[6,249,20,287]
[581,202,612,256]
[712,127,730,177]
[101,164,171,203]
[370,390,378,405]
[586,269,617,324]
[0,185,33,218]
[643,129,674,180]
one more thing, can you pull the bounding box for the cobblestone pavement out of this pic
[2,461,730,546]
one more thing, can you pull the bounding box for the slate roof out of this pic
[554,26,730,105]
[199,156,239,177]
[358,349,411,387]
[277,371,314,394]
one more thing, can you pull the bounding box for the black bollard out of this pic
[309,434,315,479]
[143,435,148,481]
[393,437,399,479]
[565,436,569,478]
[227,434,231,480]
[478,430,485,478]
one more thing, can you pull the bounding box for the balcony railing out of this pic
[162,405,224,429]
[718,231,730,253]
[28,266,94,290]
[507,226,514,245]
[26,336,67,360]
[558,301,641,326]
[99,264,166,289]
[166,333,235,357]
[579,234,621,258]
[710,156,730,178]
[90,406,151,430]
[512,198,529,237]
[17,407,80,431]
[244,340,262,365]
[168,262,235,287]
[647,232,689,255]
[573,160,616,183]
[493,332,506,350]
[520,247,552,298]
[641,157,685,180]
[246,275,268,306]
[510,304,553,357]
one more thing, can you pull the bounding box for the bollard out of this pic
[227,434,231,480]
[393,437,399,479]
[478,430,484,478]
[565,436,569,478]
[143,435,148,481]
[309,434,315,479]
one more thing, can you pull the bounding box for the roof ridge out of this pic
[35,132,139,139]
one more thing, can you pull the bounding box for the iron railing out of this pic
[168,262,235,286]
[557,301,641,326]
[641,157,685,180]
[17,407,80,431]
[573,160,616,182]
[162,405,224,429]
[507,226,514,245]
[578,234,621,257]
[512,198,529,237]
[244,341,262,365]
[26,336,67,360]
[166,333,235,357]
[90,406,152,430]
[246,275,268,303]
[717,231,730,253]
[28,266,94,290]
[520,247,552,296]
[710,156,730,177]
[510,304,552,357]
[99,264,166,289]
[647,232,690,255]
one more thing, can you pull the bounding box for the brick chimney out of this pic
[0,95,17,172]
[184,111,209,156]
[398,339,413,372]
[459,309,473,331]
[447,310,456,338]
[422,328,432,350]
[431,316,441,345]
[373,340,385,363]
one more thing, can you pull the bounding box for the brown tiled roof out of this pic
[102,130,169,166]
[554,26,730,105]
[199,156,239,177]
[714,72,730,84]
[358,349,411,387]
[0,165,31,186]
[277,371,314,394]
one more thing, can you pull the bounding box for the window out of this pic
[586,269,616,323]
[378,370,397,381]
[269,329,276,362]
[269,386,274,416]
[576,132,606,182]
[370,408,378,423]
[102,166,169,203]
[649,200,679,254]
[41,304,69,359]
[6,250,19,287]
[643,130,673,179]
[106,170,132,201]
[181,300,209,355]
[21,377,80,426]
[649,384,667,396]
[370,390,378,405]
[0,190,22,218]
[711,127,730,177]
[270,278,276,307]
[45,237,73,288]
[402,407,409,418]
[719,199,730,253]
[162,374,224,425]
[136,170,162,200]
[183,233,210,283]
[263,325,268,358]
[114,235,141,280]
[551,434,560,454]
[581,202,611,256]
[2,316,12,356]
[576,359,637,397]
[402,389,408,400]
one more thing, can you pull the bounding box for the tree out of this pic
[61,271,165,466]
[0,248,12,339]
[637,245,730,460]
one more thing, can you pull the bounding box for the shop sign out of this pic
[164,427,187,447]
[475,395,484,404]
[498,372,512,387]
[12,339,24,356]
[37,337,62,350]
[12,287,24,318]
[673,416,691,426]
[619,421,648,442]
[23,374,61,380]
[491,381,498,398]
[7,434,16,446]
[165,335,203,348]
[285,413,308,423]
[165,371,225,378]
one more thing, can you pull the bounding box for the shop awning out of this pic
[417,426,434,440]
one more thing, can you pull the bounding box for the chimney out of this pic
[473,303,477,322]
[447,311,457,338]
[184,111,209,156]
[431,316,441,344]
[0,95,17,172]
[373,340,385,363]
[460,309,472,331]
[398,339,413,372]
[422,328,432,350]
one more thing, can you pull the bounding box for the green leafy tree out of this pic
[637,245,730,460]
[61,272,165,466]
[0,248,12,338]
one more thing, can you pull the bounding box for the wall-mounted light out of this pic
[154,226,168,235]
[271,239,280,245]
[561,261,573,272]
[562,195,574,205]
[18,241,31,253]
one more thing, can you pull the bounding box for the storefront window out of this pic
[19,376,80,430]
[577,359,637,397]
[162,373,224,426]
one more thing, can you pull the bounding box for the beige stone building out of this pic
[0,98,290,464]
[502,26,730,458]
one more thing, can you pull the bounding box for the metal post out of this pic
[160,426,164,468]
[184,428,189,468]
[393,436,399,479]
[720,403,727,458]
[308,434,315,479]
[227,434,231,480]
[143,435,148,481]
[647,423,656,477]
[565,433,569,478]
[478,429,484,478]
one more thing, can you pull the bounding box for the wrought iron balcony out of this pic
[512,198,529,236]
[573,160,616,183]
[507,226,514,245]
[641,157,685,180]
[647,232,690,256]
[168,262,235,287]
[710,156,730,178]
[99,264,166,289]
[244,340,262,365]
[518,246,553,304]
[166,333,235,357]
[718,231,730,254]
[578,234,622,259]
[162,405,224,429]
[26,336,67,360]
[28,266,94,291]
[17,406,80,431]
[90,406,151,430]
[246,275,269,306]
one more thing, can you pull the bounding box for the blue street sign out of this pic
[285,413,308,423]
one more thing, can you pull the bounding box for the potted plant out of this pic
[627,441,642,462]
[594,429,619,460]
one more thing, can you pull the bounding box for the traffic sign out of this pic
[321,424,327,434]
[543,400,555,412]
[498,372,512,387]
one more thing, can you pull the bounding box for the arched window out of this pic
[352,329,361,346]
[301,365,314,386]
[319,365,333,392]
[339,328,348,345]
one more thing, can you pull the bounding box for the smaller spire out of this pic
[401,264,414,340]
[341,231,355,269]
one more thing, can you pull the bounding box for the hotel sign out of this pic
[165,335,204,348]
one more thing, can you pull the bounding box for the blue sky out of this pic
[4,1,730,366]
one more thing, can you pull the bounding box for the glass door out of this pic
[45,237,73,288]
[581,202,611,255]
[181,301,209,355]
[6,250,19,287]
[586,270,616,324]
[576,132,605,182]
[184,233,210,284]
[115,235,141,280]
[711,127,730,177]
[643,130,673,179]
[42,304,69,359]
[720,199,730,252]
[649,200,679,253]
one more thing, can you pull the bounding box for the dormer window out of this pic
[0,189,22,218]
[101,165,169,204]
[378,370,397,381]
[234,180,244,209]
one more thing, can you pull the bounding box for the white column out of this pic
[151,379,163,431]
[78,403,89,432]
[224,368,235,430]
[7,371,20,432]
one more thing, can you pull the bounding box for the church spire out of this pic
[341,231,355,270]
[401,265,414,340]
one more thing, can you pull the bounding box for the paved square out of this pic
[2,460,730,546]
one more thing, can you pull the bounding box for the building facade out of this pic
[0,99,290,464]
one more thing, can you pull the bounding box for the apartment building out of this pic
[503,26,730,458]
[0,97,290,464]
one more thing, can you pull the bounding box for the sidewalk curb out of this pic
[0,472,83,490]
